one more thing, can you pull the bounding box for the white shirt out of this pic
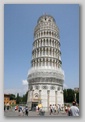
[70,106,79,116]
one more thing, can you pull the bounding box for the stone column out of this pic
[28,90,31,102]
[39,90,41,104]
[42,48,43,56]
[32,90,34,101]
[51,59,53,67]
[44,48,46,56]
[47,90,50,111]
[27,90,29,103]
[39,48,40,57]
[55,91,57,106]
[45,58,46,66]
[55,60,56,69]
[41,39,42,46]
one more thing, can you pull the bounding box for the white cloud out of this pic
[22,79,28,85]
[63,83,68,89]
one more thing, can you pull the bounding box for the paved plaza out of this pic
[4,109,68,117]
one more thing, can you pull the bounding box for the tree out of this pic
[76,92,79,104]
[66,89,75,103]
[63,89,67,103]
[15,92,28,104]
[16,93,20,104]
[64,89,75,103]
[22,91,28,103]
[10,94,16,100]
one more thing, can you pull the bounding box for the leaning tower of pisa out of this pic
[27,14,65,111]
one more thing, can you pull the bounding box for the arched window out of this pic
[50,60,52,66]
[46,59,48,66]
[58,86,60,91]
[47,31,48,35]
[44,39,45,46]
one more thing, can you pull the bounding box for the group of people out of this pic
[15,105,29,116]
[4,103,10,111]
[49,104,61,115]
[49,101,79,116]
[4,102,79,116]
[36,105,45,115]
[36,105,40,112]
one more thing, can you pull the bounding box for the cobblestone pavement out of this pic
[4,109,68,117]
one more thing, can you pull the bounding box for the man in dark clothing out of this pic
[25,106,29,116]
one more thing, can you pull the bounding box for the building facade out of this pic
[4,94,16,105]
[27,14,65,111]
[74,87,79,92]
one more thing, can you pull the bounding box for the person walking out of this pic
[54,104,57,114]
[25,106,29,116]
[22,106,26,116]
[65,105,68,113]
[36,105,38,112]
[4,104,6,111]
[18,106,23,116]
[67,104,71,116]
[49,104,52,115]
[57,104,60,114]
[70,101,79,116]
[52,104,55,114]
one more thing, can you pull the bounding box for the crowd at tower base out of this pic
[4,101,79,116]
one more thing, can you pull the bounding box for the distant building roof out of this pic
[74,87,79,92]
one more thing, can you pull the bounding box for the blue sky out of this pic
[4,4,79,95]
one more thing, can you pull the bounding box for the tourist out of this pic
[70,101,79,116]
[67,104,71,116]
[36,105,38,112]
[15,105,18,111]
[6,102,10,110]
[25,106,29,116]
[49,104,52,115]
[62,104,64,111]
[22,106,26,116]
[4,104,6,111]
[65,105,68,113]
[54,104,57,114]
[38,106,40,111]
[57,104,60,114]
[18,106,23,116]
[52,104,55,114]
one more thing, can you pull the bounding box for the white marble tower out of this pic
[27,14,65,111]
